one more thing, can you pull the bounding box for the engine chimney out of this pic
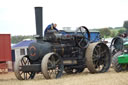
[35,7,43,41]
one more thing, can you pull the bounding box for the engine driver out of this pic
[44,23,59,35]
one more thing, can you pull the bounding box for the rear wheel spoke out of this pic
[55,59,60,64]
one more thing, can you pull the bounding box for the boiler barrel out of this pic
[28,42,52,61]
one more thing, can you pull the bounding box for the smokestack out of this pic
[35,7,43,40]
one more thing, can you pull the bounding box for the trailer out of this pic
[0,34,11,73]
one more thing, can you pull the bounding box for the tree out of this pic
[118,29,126,34]
[99,28,111,38]
[111,30,117,37]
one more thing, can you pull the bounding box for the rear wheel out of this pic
[14,55,35,80]
[86,42,111,73]
[41,52,64,79]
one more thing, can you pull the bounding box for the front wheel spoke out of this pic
[26,73,28,79]
[22,59,26,65]
[28,72,31,76]
[24,58,27,65]
[24,58,27,64]
[26,59,30,65]
[20,71,23,75]
[23,73,25,79]
[28,72,32,79]
[24,73,27,80]
[26,58,30,65]
[21,60,24,66]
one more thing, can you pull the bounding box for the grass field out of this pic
[0,68,128,85]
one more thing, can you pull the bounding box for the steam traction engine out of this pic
[14,7,111,80]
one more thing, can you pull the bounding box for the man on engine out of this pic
[44,23,59,35]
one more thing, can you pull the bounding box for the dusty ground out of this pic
[0,68,128,85]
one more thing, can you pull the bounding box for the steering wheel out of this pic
[75,26,90,48]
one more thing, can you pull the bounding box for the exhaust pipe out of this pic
[35,7,43,41]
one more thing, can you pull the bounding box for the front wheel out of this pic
[14,55,35,80]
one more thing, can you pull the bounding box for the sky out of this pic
[0,0,128,35]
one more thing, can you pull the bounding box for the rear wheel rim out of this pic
[86,43,111,73]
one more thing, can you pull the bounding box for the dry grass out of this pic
[0,68,128,85]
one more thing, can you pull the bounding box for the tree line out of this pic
[98,27,126,38]
[11,35,34,44]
